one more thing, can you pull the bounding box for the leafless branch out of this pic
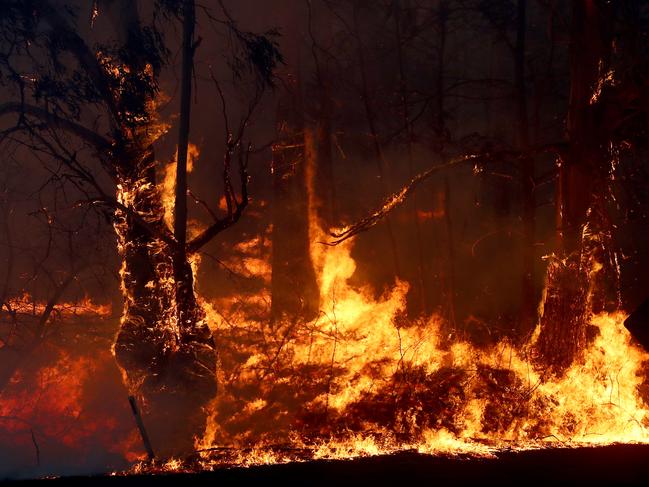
[327,153,483,245]
[0,102,111,151]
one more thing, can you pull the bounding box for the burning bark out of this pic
[112,148,217,457]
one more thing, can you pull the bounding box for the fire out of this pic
[128,139,649,472]
[0,294,140,473]
[0,350,142,470]
[180,206,649,471]
[4,293,112,318]
[11,128,644,475]
[106,136,649,473]
[161,142,200,232]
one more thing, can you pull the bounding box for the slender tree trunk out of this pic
[394,0,428,315]
[515,0,536,334]
[173,0,195,327]
[435,1,456,328]
[442,176,457,328]
[307,0,337,230]
[352,4,401,277]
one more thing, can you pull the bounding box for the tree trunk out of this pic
[305,0,337,231]
[435,1,457,329]
[112,1,216,457]
[353,3,401,277]
[394,0,429,315]
[515,0,537,335]
[536,0,612,372]
[271,11,319,321]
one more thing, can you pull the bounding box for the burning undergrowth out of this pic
[168,226,649,471]
[4,223,649,477]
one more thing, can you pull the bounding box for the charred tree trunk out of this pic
[394,0,429,315]
[435,1,457,329]
[306,0,337,231]
[536,0,613,372]
[442,176,457,329]
[352,3,401,277]
[271,97,320,320]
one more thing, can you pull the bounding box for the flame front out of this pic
[183,197,649,470]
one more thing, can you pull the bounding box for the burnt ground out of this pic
[3,444,649,487]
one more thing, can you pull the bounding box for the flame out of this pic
[13,111,644,474]
[161,142,200,232]
[189,235,649,469]
[0,295,135,466]
[0,349,143,468]
[4,293,112,318]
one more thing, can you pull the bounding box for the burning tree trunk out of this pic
[112,147,216,458]
[535,0,613,372]
[271,96,320,321]
[306,3,337,233]
[108,1,216,457]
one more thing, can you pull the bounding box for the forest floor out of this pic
[3,443,649,487]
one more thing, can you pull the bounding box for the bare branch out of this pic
[187,142,251,253]
[0,102,111,151]
[327,153,483,245]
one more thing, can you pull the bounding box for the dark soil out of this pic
[4,443,649,487]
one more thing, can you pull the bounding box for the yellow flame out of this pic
[161,143,200,231]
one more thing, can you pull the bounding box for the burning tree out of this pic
[0,0,281,456]
[536,0,649,371]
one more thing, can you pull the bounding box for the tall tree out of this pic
[0,0,280,456]
[515,0,536,334]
